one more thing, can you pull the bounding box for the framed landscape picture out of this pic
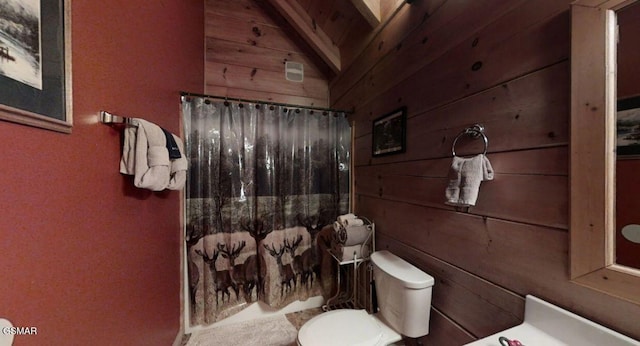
[0,0,72,133]
[372,107,406,157]
[617,96,640,158]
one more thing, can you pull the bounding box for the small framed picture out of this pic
[617,96,640,158]
[372,106,406,157]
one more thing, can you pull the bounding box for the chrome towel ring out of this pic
[451,124,488,156]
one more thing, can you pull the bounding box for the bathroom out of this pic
[1,0,639,345]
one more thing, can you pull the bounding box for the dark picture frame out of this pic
[0,0,72,133]
[617,96,640,158]
[372,106,406,157]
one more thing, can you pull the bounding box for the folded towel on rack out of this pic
[445,154,494,207]
[120,118,187,191]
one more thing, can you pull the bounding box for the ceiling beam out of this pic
[266,0,341,73]
[350,0,381,28]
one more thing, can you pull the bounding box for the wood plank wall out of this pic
[312,0,406,69]
[205,0,329,106]
[330,0,640,344]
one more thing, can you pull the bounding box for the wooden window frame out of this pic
[570,0,640,305]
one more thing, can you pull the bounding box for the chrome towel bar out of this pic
[99,111,136,126]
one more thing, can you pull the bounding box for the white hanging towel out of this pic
[120,118,188,191]
[445,154,494,207]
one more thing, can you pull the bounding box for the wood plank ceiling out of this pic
[262,0,405,78]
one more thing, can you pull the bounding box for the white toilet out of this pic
[297,250,435,346]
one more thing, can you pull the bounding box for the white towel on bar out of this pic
[445,154,494,207]
[167,133,188,190]
[120,118,187,191]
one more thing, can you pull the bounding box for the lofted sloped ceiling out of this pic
[261,0,405,78]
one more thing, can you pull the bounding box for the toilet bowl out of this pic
[297,250,435,346]
[297,309,401,346]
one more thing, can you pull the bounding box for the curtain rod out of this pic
[180,91,353,114]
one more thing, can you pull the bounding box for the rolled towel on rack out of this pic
[337,213,357,224]
[331,243,371,262]
[344,218,364,227]
[338,225,371,246]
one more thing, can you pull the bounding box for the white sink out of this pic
[0,319,14,346]
[465,295,639,346]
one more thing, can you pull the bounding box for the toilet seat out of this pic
[297,309,384,346]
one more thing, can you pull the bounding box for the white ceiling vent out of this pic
[285,61,304,82]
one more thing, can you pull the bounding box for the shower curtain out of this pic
[182,96,351,325]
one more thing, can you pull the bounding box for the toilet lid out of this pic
[298,309,383,346]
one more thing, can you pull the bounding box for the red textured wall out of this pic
[616,160,640,269]
[0,1,204,345]
[617,2,640,98]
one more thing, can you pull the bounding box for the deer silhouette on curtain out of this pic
[182,96,351,325]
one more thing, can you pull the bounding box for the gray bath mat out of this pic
[187,315,298,346]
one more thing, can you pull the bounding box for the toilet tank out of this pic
[371,250,435,338]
